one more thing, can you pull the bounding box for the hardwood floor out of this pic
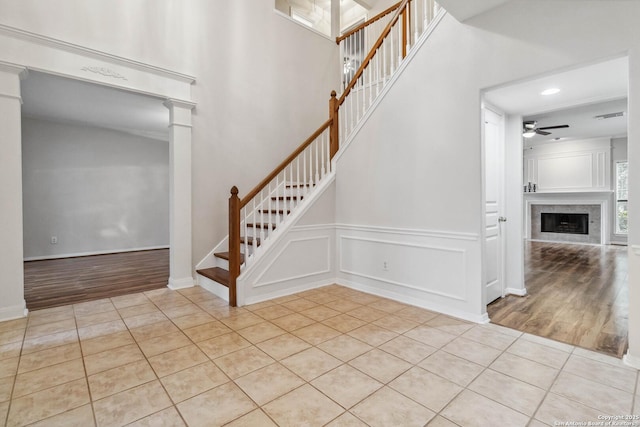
[488,241,628,358]
[24,249,169,311]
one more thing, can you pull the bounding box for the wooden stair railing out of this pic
[225,118,334,306]
[217,0,442,306]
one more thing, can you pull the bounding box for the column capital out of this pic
[164,98,196,128]
[163,98,196,111]
[0,61,28,79]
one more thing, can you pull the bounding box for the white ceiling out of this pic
[484,56,628,145]
[21,71,169,141]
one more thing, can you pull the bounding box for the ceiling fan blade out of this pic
[537,124,569,130]
[535,129,551,136]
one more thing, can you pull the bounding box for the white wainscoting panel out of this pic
[537,153,593,190]
[340,236,467,301]
[336,224,485,323]
[237,225,336,305]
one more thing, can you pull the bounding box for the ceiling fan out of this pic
[522,120,569,138]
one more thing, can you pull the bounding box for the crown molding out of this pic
[0,23,195,84]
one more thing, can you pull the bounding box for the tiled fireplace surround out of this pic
[526,195,608,245]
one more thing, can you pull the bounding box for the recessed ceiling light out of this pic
[541,88,560,96]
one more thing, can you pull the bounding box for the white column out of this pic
[164,99,196,290]
[0,63,28,320]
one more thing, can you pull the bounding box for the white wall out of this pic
[0,0,340,269]
[21,117,169,259]
[335,1,640,324]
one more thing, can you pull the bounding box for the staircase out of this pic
[196,0,443,306]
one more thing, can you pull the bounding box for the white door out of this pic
[483,107,505,304]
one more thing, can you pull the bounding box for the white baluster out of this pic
[260,189,265,242]
[296,156,301,204]
[275,174,280,226]
[243,207,248,264]
[315,138,320,184]
[326,129,331,173]
[267,182,272,232]
[321,132,326,178]
[390,25,395,74]
[288,163,294,210]
[414,0,419,43]
[398,21,403,65]
[303,148,307,195]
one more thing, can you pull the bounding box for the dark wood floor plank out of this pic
[487,241,628,358]
[24,249,169,311]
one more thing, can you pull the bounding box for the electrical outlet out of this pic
[383,261,388,271]
[50,236,58,244]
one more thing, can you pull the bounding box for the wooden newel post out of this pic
[228,186,240,307]
[329,90,339,158]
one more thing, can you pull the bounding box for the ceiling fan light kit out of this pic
[522,120,569,138]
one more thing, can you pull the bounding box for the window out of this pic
[615,161,628,234]
[275,0,332,37]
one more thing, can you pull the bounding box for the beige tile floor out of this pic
[0,284,638,426]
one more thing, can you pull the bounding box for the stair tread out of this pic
[240,236,261,246]
[214,252,245,263]
[196,267,230,287]
[247,223,276,229]
[271,196,303,201]
[259,209,291,215]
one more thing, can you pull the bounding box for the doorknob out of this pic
[498,217,507,222]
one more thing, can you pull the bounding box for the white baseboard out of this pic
[167,276,194,290]
[623,352,640,370]
[505,287,527,297]
[24,245,169,261]
[0,300,28,321]
[242,278,336,306]
[336,278,489,324]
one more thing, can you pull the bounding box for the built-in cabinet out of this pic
[524,138,611,193]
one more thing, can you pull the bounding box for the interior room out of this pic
[21,72,171,309]
[484,57,629,357]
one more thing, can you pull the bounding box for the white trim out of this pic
[0,24,195,83]
[167,276,195,290]
[253,236,331,287]
[505,287,527,297]
[0,301,28,321]
[632,245,640,256]
[23,246,169,261]
[334,223,478,241]
[333,9,446,162]
[243,278,336,306]
[623,352,640,370]
[336,278,489,324]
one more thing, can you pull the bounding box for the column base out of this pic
[167,276,194,290]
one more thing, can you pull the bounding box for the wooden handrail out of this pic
[336,1,402,44]
[338,0,410,106]
[240,118,333,208]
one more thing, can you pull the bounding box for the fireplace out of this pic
[541,213,589,235]
[529,203,602,244]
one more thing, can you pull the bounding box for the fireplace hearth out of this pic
[541,213,589,235]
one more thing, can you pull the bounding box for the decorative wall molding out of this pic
[0,23,195,83]
[334,223,478,241]
[0,301,28,321]
[253,236,331,288]
[339,235,468,301]
[81,66,127,80]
